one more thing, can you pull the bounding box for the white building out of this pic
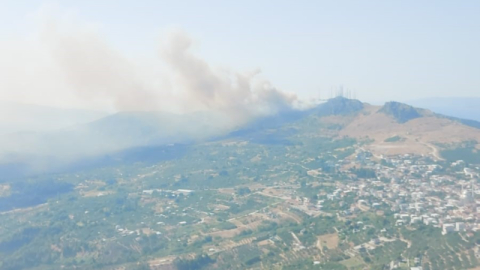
[456,222,466,232]
[443,223,455,235]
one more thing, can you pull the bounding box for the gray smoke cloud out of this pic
[0,14,298,124]
[161,31,297,122]
[40,21,166,112]
[0,15,300,174]
[33,19,298,123]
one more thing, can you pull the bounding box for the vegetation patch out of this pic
[384,135,405,143]
[440,141,480,164]
[379,101,422,123]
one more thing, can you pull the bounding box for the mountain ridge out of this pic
[406,97,480,122]
[2,96,480,178]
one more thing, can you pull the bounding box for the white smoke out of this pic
[0,10,297,124]
[161,31,297,122]
[0,11,300,172]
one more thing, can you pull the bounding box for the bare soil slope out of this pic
[330,104,480,157]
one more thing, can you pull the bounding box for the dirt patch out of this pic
[142,228,155,236]
[271,207,302,223]
[307,169,322,177]
[250,154,262,162]
[209,204,230,211]
[258,239,272,246]
[149,255,177,268]
[81,190,114,197]
[209,227,247,238]
[217,188,235,194]
[336,105,480,157]
[215,237,256,250]
[262,187,288,197]
[318,233,339,249]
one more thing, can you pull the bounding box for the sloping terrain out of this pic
[194,97,480,159]
[407,97,480,122]
[316,99,480,157]
[233,97,480,158]
[0,101,107,135]
[2,96,480,178]
[0,111,233,177]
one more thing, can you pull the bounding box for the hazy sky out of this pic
[1,0,479,110]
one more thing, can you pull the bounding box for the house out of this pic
[443,223,455,235]
[456,222,466,231]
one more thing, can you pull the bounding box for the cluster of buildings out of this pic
[319,152,480,234]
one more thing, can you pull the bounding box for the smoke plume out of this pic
[0,14,299,173]
[161,31,297,122]
[0,15,298,124]
[43,24,161,111]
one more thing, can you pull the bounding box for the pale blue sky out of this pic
[1,0,479,106]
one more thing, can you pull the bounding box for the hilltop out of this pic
[308,97,480,157]
[226,96,480,158]
[407,97,480,122]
